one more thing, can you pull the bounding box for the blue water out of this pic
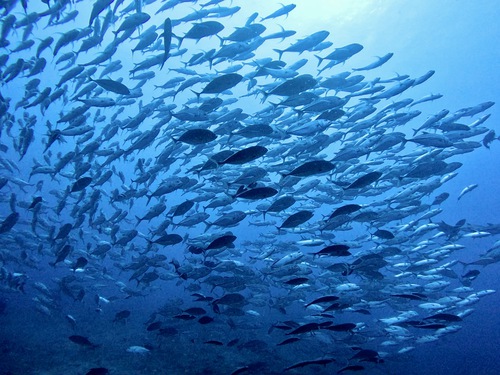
[0,1,499,374]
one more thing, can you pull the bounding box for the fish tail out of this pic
[258,89,269,103]
[314,54,324,67]
[159,57,167,71]
[204,221,211,233]
[174,35,183,49]
[273,48,284,60]
[216,35,224,47]
[293,108,304,118]
[191,90,201,102]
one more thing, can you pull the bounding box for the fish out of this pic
[160,18,172,69]
[193,73,243,99]
[126,345,150,354]
[328,204,362,220]
[0,212,19,234]
[262,74,317,99]
[407,133,454,148]
[71,177,93,192]
[324,323,357,332]
[458,184,478,200]
[113,12,151,36]
[286,322,320,335]
[261,196,295,219]
[113,310,131,322]
[175,21,225,48]
[343,172,383,190]
[86,368,109,375]
[147,321,162,331]
[284,277,308,286]
[273,30,330,60]
[89,0,114,26]
[135,202,167,225]
[261,4,296,21]
[173,129,217,145]
[305,295,340,307]
[284,358,335,371]
[312,244,351,257]
[277,337,300,346]
[69,335,99,348]
[277,210,314,231]
[281,160,335,178]
[353,52,393,71]
[49,244,72,267]
[198,315,214,324]
[337,365,364,373]
[205,234,237,250]
[204,340,223,345]
[148,234,183,246]
[315,43,364,67]
[71,257,88,271]
[219,145,268,165]
[89,77,131,95]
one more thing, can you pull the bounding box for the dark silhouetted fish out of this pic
[86,368,109,375]
[0,212,19,234]
[278,210,313,230]
[71,177,93,192]
[173,129,217,145]
[273,30,330,60]
[69,335,99,348]
[89,77,130,95]
[283,357,335,372]
[313,244,351,257]
[28,196,42,209]
[337,365,364,373]
[50,244,72,267]
[305,295,340,307]
[344,172,383,190]
[219,145,267,165]
[194,73,243,99]
[328,204,362,220]
[148,234,183,246]
[113,310,131,322]
[205,234,237,250]
[282,160,335,178]
[147,321,162,331]
[175,21,224,48]
[71,257,88,271]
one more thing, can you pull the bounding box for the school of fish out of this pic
[0,0,499,374]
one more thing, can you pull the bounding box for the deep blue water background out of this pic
[0,1,499,374]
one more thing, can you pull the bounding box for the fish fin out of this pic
[258,89,269,103]
[314,54,324,67]
[204,221,212,233]
[216,35,224,47]
[191,90,201,102]
[273,48,284,60]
